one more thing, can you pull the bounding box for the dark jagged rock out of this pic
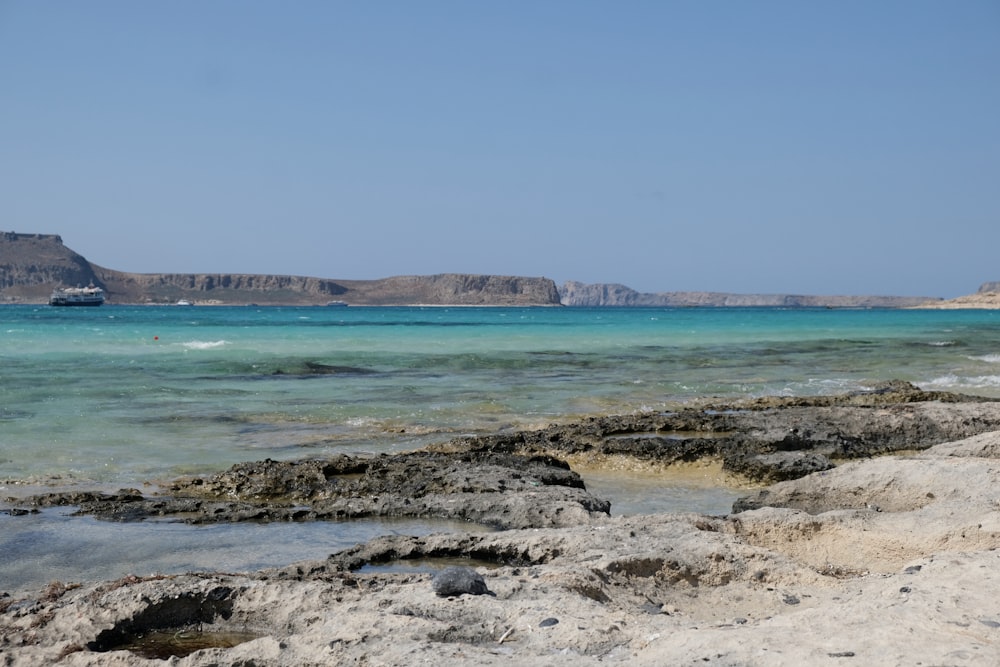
[724,451,835,483]
[11,384,1000,533]
[432,567,494,597]
[18,451,609,530]
[445,382,1000,484]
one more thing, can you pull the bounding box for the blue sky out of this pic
[2,1,997,297]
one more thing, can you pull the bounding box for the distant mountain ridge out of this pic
[0,231,987,308]
[557,281,941,308]
[0,232,560,305]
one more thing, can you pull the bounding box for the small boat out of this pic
[326,300,348,307]
[49,284,105,307]
[176,299,193,306]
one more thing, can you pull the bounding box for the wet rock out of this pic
[6,417,1000,666]
[449,384,1000,483]
[724,451,835,483]
[13,489,145,509]
[18,450,610,530]
[432,567,493,597]
[0,508,37,516]
[13,386,1000,532]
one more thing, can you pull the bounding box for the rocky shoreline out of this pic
[4,382,1000,665]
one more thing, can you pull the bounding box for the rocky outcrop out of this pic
[0,232,103,300]
[339,273,561,306]
[559,280,941,308]
[441,381,1000,484]
[0,232,560,305]
[35,451,610,530]
[91,268,351,304]
[914,283,1000,309]
[17,382,1000,521]
[5,391,1000,665]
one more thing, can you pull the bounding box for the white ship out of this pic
[49,284,105,306]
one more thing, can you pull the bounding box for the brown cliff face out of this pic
[342,274,562,306]
[0,232,102,299]
[0,232,561,306]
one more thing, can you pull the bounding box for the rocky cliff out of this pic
[558,280,941,308]
[979,281,1000,293]
[0,232,561,305]
[0,232,977,308]
[0,232,101,298]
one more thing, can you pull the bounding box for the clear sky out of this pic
[2,1,998,297]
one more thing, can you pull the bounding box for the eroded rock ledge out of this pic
[16,382,1000,528]
[4,383,1000,666]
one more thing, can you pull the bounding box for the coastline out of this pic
[4,383,1000,665]
[910,291,1000,310]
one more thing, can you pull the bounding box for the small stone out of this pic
[539,618,559,628]
[782,594,800,605]
[432,567,493,597]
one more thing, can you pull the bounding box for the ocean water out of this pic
[2,305,999,591]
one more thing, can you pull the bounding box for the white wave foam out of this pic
[927,341,957,347]
[969,354,1000,364]
[182,340,230,350]
[921,374,1000,390]
[784,378,864,395]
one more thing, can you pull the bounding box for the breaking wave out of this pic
[921,374,1000,392]
[969,354,1000,364]
[182,340,230,350]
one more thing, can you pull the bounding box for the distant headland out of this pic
[0,232,560,306]
[0,231,994,307]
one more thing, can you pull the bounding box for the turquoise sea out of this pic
[3,305,1000,591]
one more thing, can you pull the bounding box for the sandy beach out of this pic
[3,383,1000,665]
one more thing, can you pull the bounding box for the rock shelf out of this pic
[4,382,1000,665]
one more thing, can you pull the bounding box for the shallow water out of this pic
[578,463,750,517]
[3,305,999,487]
[2,305,999,593]
[0,508,491,595]
[103,630,263,660]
